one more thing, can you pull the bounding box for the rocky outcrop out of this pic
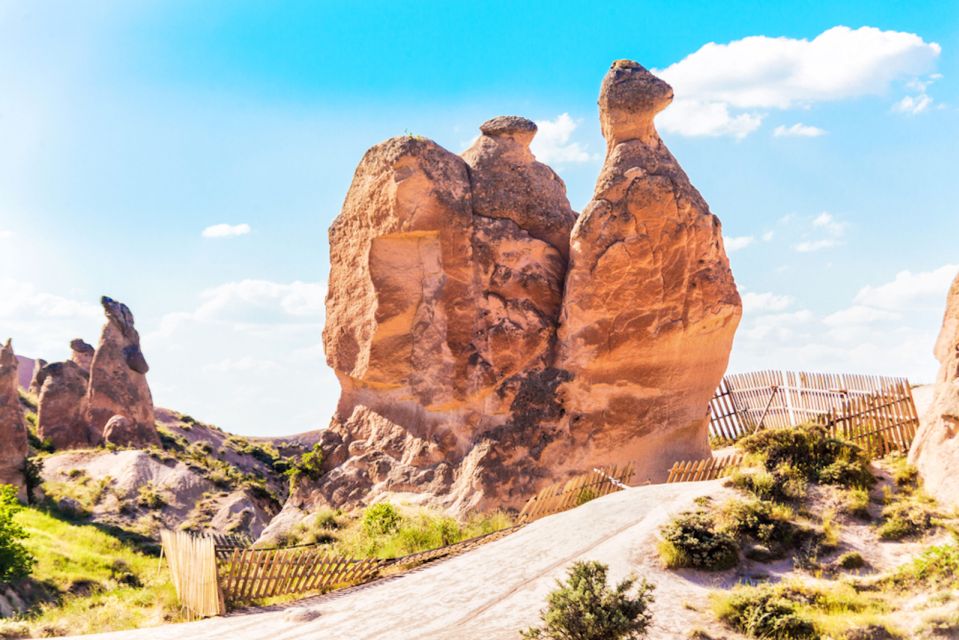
[85,297,158,447]
[37,361,92,450]
[0,340,29,500]
[556,60,742,479]
[103,414,158,448]
[302,60,740,523]
[70,339,95,372]
[909,270,959,506]
[28,358,47,395]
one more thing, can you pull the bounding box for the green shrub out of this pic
[719,498,798,550]
[738,423,873,489]
[714,584,817,639]
[0,484,35,581]
[136,483,166,510]
[521,560,654,640]
[287,443,324,491]
[834,552,866,570]
[876,499,934,540]
[885,543,959,590]
[842,488,872,520]
[659,509,738,571]
[362,503,401,536]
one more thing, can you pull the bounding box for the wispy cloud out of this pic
[724,235,755,252]
[773,123,826,138]
[893,74,941,115]
[655,26,940,138]
[201,223,251,238]
[530,113,594,164]
[793,212,847,252]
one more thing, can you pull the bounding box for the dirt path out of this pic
[72,481,740,640]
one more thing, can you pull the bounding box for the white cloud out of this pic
[655,26,940,137]
[0,279,102,359]
[530,113,593,164]
[773,123,826,137]
[892,74,940,115]
[201,223,251,238]
[852,264,958,311]
[731,264,956,383]
[655,100,762,139]
[793,212,847,252]
[762,230,775,242]
[742,291,795,314]
[724,235,755,252]
[823,305,900,326]
[144,279,336,435]
[0,229,13,239]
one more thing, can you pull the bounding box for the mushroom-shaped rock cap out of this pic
[478,116,538,148]
[599,59,674,144]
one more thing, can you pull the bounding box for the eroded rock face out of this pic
[909,271,959,506]
[37,360,92,450]
[85,297,158,447]
[103,414,158,448]
[556,60,742,481]
[304,61,741,524]
[28,358,47,395]
[70,339,95,372]
[0,340,29,500]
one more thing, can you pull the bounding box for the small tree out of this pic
[522,561,654,640]
[0,484,35,582]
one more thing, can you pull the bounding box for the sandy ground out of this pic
[70,480,740,640]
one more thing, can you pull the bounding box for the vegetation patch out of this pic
[521,560,654,640]
[658,507,739,571]
[0,502,183,638]
[713,581,894,640]
[276,502,513,561]
[737,423,874,491]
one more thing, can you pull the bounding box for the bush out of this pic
[659,509,738,571]
[521,561,654,640]
[842,488,872,520]
[714,584,817,639]
[834,551,866,570]
[362,503,401,536]
[136,483,166,510]
[0,484,35,581]
[877,500,934,540]
[287,443,324,491]
[719,498,798,550]
[738,423,874,489]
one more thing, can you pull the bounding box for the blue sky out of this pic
[1,1,956,435]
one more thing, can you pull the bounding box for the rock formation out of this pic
[70,339,95,372]
[909,270,959,505]
[295,60,740,522]
[37,361,92,449]
[0,340,29,500]
[556,60,742,479]
[27,359,47,395]
[85,297,158,447]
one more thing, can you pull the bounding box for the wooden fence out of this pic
[220,549,389,603]
[163,523,527,615]
[827,390,919,458]
[517,464,634,523]
[665,454,743,483]
[709,370,915,444]
[160,530,225,617]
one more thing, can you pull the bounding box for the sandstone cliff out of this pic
[0,340,29,500]
[556,60,742,479]
[85,297,159,448]
[909,270,959,505]
[287,60,741,524]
